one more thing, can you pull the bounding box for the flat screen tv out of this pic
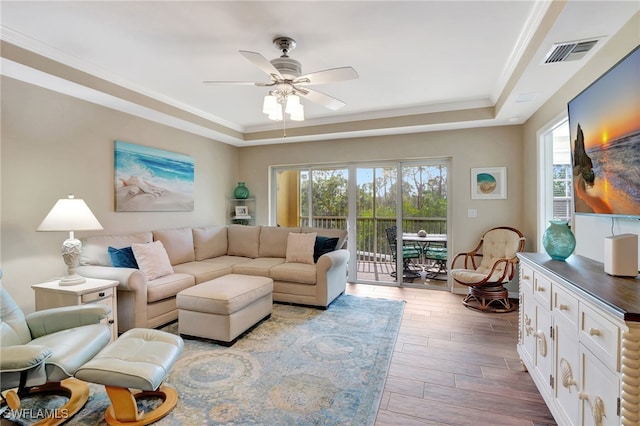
[568,44,640,219]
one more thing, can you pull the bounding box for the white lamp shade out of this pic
[268,107,283,121]
[289,103,304,121]
[262,95,278,114]
[285,94,300,114]
[37,196,103,231]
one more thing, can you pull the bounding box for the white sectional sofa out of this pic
[77,225,349,334]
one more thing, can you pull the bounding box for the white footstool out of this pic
[176,274,273,345]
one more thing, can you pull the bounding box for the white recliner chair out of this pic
[0,278,111,425]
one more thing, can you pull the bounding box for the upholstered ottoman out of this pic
[176,274,273,345]
[75,328,183,426]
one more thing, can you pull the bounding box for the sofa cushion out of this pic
[201,255,252,268]
[153,227,195,265]
[146,273,194,303]
[314,236,340,263]
[227,225,260,258]
[232,257,286,276]
[259,226,300,258]
[270,262,317,284]
[302,227,347,250]
[192,225,228,260]
[108,246,139,268]
[132,241,175,281]
[173,261,231,284]
[286,232,317,265]
[81,232,153,266]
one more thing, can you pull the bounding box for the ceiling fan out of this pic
[203,36,358,120]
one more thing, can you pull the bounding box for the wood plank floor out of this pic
[345,283,557,426]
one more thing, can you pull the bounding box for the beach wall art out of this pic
[115,140,195,212]
[471,167,507,200]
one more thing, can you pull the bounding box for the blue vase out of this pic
[233,182,250,199]
[542,220,576,261]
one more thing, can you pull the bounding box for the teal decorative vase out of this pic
[233,182,250,199]
[542,220,576,261]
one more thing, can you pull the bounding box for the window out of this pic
[552,122,573,222]
[539,118,573,250]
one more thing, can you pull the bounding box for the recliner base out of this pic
[0,378,89,426]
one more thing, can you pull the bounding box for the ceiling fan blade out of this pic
[203,81,257,85]
[295,67,358,85]
[297,87,346,111]
[202,80,273,86]
[239,50,282,79]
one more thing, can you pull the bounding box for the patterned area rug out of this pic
[6,295,404,425]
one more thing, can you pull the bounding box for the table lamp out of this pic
[37,194,103,285]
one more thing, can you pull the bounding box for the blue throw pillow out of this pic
[314,236,340,263]
[108,246,139,268]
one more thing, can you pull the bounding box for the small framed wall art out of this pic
[235,206,250,218]
[471,167,507,200]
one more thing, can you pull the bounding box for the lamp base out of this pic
[59,274,87,286]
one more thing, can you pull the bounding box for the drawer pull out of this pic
[522,274,531,280]
[533,330,547,357]
[580,393,606,426]
[589,328,601,336]
[560,358,577,391]
[559,304,569,311]
[537,286,545,292]
[524,315,533,336]
[99,292,105,297]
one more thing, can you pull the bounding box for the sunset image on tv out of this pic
[569,45,640,217]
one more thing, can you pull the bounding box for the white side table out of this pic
[31,278,118,341]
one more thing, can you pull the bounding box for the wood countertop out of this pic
[518,252,640,322]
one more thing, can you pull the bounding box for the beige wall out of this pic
[239,125,525,292]
[523,12,640,262]
[1,77,239,312]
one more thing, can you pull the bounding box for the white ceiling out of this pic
[1,1,638,146]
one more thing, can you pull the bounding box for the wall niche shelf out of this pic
[227,196,256,226]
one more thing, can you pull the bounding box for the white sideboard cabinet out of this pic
[517,253,640,426]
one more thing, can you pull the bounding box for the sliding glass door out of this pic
[273,159,449,289]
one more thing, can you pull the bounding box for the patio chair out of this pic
[450,226,525,312]
[385,226,421,282]
[423,242,448,280]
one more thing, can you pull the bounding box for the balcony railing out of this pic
[301,216,447,264]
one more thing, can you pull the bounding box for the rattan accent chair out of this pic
[450,226,525,312]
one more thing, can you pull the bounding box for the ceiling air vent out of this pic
[544,39,599,64]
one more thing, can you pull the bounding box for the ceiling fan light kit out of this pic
[263,90,304,122]
[204,36,358,125]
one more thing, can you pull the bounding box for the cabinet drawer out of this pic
[81,288,113,303]
[553,284,579,329]
[579,303,620,372]
[533,271,552,309]
[520,263,534,295]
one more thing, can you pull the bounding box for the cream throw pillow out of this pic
[132,240,174,281]
[285,232,317,265]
